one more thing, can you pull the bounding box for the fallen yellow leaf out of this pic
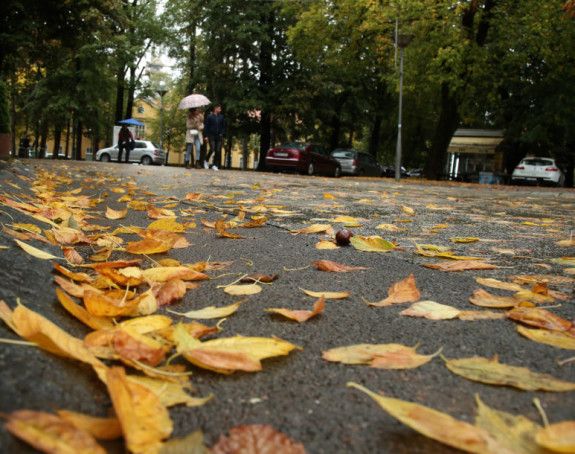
[168,300,245,319]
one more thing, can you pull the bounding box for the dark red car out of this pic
[265,142,341,177]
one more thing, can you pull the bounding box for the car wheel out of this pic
[100,154,110,162]
[334,166,341,178]
[307,162,314,175]
[141,156,152,165]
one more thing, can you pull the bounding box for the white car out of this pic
[511,157,565,187]
[96,140,165,165]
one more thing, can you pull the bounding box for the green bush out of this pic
[0,80,11,134]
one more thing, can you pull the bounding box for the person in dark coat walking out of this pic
[118,125,134,163]
[203,105,225,170]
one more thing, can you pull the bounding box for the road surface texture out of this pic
[1,160,574,453]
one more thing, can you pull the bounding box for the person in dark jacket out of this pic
[118,125,134,163]
[203,105,225,170]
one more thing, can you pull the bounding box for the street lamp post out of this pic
[395,33,413,182]
[156,82,168,163]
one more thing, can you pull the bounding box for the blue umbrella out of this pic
[118,118,144,126]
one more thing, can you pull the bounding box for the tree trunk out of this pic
[115,68,125,124]
[74,120,83,160]
[52,125,62,159]
[125,66,136,120]
[423,82,460,180]
[257,7,274,171]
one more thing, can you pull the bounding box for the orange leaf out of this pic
[366,273,420,307]
[126,237,175,254]
[312,260,368,273]
[83,289,142,317]
[215,218,246,239]
[146,203,175,219]
[142,266,209,282]
[105,206,127,220]
[267,295,325,323]
[54,262,95,283]
[212,424,306,454]
[105,367,173,454]
[4,410,106,454]
[469,288,519,308]
[62,246,85,264]
[56,288,114,330]
[57,410,123,440]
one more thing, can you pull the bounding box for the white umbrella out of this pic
[178,94,211,109]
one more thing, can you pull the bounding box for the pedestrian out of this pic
[185,108,204,169]
[117,125,134,163]
[203,104,225,171]
[18,133,30,158]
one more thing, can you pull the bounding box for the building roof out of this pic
[449,129,504,154]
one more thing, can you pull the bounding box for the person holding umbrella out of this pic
[185,108,204,169]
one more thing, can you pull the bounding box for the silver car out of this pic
[511,157,565,187]
[96,140,165,165]
[330,149,384,176]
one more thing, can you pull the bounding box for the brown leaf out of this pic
[240,273,279,283]
[56,288,114,330]
[312,260,368,273]
[153,279,187,306]
[142,266,209,282]
[506,307,573,332]
[114,327,170,366]
[83,289,142,317]
[146,203,175,219]
[105,206,127,220]
[424,260,500,271]
[267,296,325,323]
[4,410,106,454]
[54,262,95,283]
[211,424,306,454]
[62,246,84,265]
[366,273,420,307]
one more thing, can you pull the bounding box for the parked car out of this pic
[95,140,165,165]
[383,165,408,178]
[330,149,384,177]
[407,168,423,177]
[45,152,69,159]
[265,142,341,177]
[511,157,565,187]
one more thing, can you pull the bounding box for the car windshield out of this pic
[150,142,161,148]
[522,158,553,166]
[332,151,355,159]
[277,142,306,150]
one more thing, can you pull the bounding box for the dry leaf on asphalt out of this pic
[211,424,306,454]
[105,206,127,220]
[475,278,524,292]
[215,218,246,239]
[323,343,440,370]
[348,382,511,454]
[56,288,114,331]
[158,430,210,454]
[349,235,395,252]
[311,260,368,272]
[14,239,63,260]
[474,395,542,454]
[290,224,331,235]
[10,303,103,367]
[105,366,173,454]
[224,284,262,296]
[56,410,123,440]
[506,307,573,332]
[445,355,575,391]
[175,332,299,374]
[126,237,175,255]
[4,410,106,454]
[399,301,461,320]
[469,288,520,308]
[424,260,500,271]
[299,288,350,299]
[517,326,575,350]
[142,266,209,282]
[365,273,420,307]
[267,295,325,323]
[536,421,575,452]
[168,300,245,319]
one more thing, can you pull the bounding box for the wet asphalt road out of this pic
[1,160,575,453]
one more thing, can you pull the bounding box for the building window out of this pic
[137,106,145,114]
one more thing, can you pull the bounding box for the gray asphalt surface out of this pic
[1,160,574,453]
